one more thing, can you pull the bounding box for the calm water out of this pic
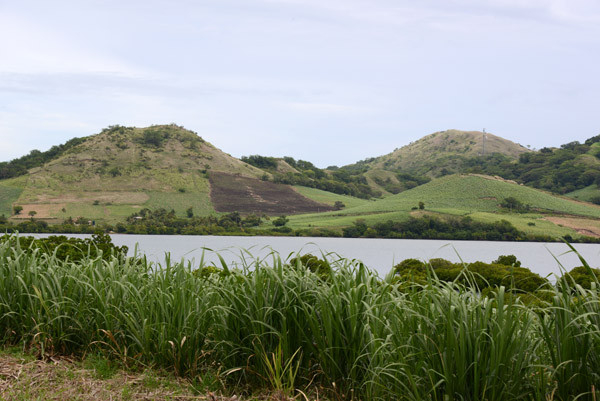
[34,234,600,278]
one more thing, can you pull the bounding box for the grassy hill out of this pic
[288,174,600,239]
[351,129,530,177]
[1,125,332,223]
[567,185,600,202]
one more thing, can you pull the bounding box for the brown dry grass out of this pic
[0,354,206,401]
[544,216,600,238]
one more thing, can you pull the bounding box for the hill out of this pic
[0,125,332,222]
[470,137,600,195]
[351,129,530,176]
[288,174,600,239]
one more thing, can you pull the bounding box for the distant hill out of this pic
[0,125,332,222]
[344,130,600,197]
[350,129,530,176]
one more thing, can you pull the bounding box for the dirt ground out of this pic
[544,216,600,238]
[10,203,65,219]
[209,172,335,215]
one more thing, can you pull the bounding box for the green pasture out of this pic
[566,184,600,202]
[468,212,577,238]
[293,186,370,209]
[0,179,24,216]
[145,189,214,217]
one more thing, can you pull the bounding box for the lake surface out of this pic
[34,234,600,278]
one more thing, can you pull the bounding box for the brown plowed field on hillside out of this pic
[209,172,334,215]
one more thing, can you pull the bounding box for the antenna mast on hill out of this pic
[482,128,486,156]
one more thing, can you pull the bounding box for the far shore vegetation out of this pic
[1,207,599,243]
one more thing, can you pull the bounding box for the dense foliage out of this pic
[463,135,600,194]
[1,239,600,400]
[242,155,383,199]
[0,233,128,262]
[341,214,580,242]
[0,137,87,179]
[393,256,549,293]
[119,208,264,235]
[371,172,431,194]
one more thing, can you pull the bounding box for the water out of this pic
[34,234,600,278]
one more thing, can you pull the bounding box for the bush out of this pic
[0,233,128,262]
[492,254,522,267]
[272,215,289,227]
[393,257,548,294]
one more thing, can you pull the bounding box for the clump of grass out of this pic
[1,234,600,400]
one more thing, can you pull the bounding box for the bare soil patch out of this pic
[10,204,65,219]
[544,216,600,238]
[32,191,149,204]
[209,172,335,215]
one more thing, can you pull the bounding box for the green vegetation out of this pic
[0,233,128,262]
[3,125,600,243]
[2,236,600,400]
[346,130,600,198]
[1,124,262,225]
[242,154,383,199]
[354,175,600,217]
[340,214,578,242]
[347,129,530,177]
[463,136,600,194]
[0,136,87,179]
[566,184,600,202]
[0,181,23,216]
[293,185,369,209]
[393,255,548,293]
[288,175,600,240]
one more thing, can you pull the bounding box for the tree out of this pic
[500,197,527,212]
[28,210,37,218]
[13,205,23,215]
[272,215,289,227]
[334,201,345,210]
[142,130,166,147]
[418,201,425,210]
[492,254,521,267]
[186,207,194,218]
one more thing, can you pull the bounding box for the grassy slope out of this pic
[566,184,600,202]
[0,177,25,216]
[363,130,530,174]
[293,186,370,209]
[340,175,600,217]
[288,175,600,237]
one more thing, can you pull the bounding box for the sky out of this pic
[1,0,599,168]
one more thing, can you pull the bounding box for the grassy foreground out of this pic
[1,238,600,400]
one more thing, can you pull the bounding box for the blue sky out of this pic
[1,0,599,167]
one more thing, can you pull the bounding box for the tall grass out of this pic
[1,235,599,400]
